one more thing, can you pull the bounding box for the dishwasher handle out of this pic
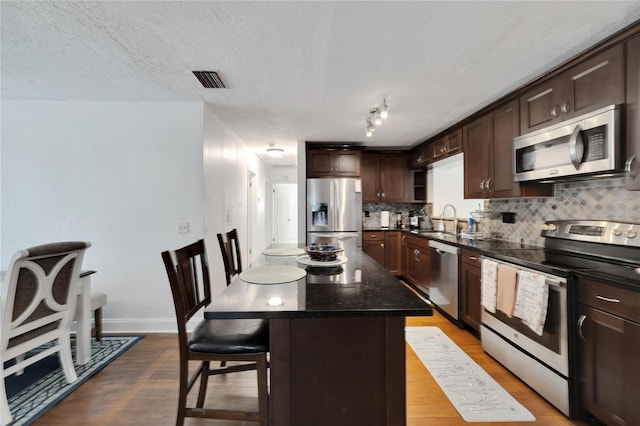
[428,239,460,255]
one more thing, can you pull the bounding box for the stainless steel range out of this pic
[480,220,640,418]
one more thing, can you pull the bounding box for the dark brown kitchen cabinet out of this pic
[362,231,386,266]
[520,45,624,135]
[463,115,491,199]
[362,152,408,203]
[576,278,640,426]
[626,35,640,190]
[307,148,362,177]
[464,100,552,199]
[411,145,432,169]
[487,100,522,198]
[403,234,430,292]
[432,128,462,161]
[460,248,482,332]
[385,232,402,276]
[362,231,401,275]
[410,170,427,203]
[401,234,410,278]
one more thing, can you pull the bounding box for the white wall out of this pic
[269,165,298,184]
[202,104,270,296]
[427,153,484,219]
[1,100,204,332]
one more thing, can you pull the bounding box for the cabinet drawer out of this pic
[461,248,481,266]
[405,234,430,251]
[578,278,640,323]
[363,231,386,241]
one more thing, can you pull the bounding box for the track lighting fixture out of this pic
[365,98,389,137]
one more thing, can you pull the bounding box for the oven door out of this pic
[481,259,569,377]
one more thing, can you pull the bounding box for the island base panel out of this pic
[270,316,406,426]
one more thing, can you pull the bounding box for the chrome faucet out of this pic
[438,204,458,234]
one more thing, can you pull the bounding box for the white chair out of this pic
[90,292,107,341]
[1,241,90,425]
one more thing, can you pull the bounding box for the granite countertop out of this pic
[204,246,432,320]
[365,227,550,269]
[394,229,640,289]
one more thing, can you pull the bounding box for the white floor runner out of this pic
[406,326,535,422]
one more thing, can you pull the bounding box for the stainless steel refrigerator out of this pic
[306,178,362,250]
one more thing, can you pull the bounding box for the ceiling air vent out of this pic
[192,71,226,88]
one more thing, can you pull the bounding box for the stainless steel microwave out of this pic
[513,104,622,182]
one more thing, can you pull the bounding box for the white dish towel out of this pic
[481,258,499,313]
[513,270,549,336]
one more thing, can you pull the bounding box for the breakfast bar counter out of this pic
[205,246,431,426]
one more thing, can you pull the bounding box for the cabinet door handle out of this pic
[561,101,572,114]
[381,192,385,198]
[370,235,377,239]
[568,124,585,169]
[468,256,478,261]
[625,155,638,178]
[577,314,587,341]
[595,295,621,303]
[402,235,406,245]
[380,243,385,247]
[551,105,560,118]
[479,179,485,191]
[484,178,492,192]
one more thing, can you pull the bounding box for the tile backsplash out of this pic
[361,177,640,247]
[485,177,640,246]
[362,203,427,229]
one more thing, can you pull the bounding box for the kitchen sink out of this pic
[417,230,457,239]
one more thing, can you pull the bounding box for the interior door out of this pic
[273,183,298,244]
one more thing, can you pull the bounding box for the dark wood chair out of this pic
[161,239,269,426]
[217,229,242,285]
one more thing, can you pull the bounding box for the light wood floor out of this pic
[34,311,592,426]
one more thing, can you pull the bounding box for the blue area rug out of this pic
[5,336,142,425]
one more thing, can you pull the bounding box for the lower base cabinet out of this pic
[403,234,430,291]
[460,248,482,332]
[270,316,406,425]
[577,278,640,425]
[363,231,386,266]
[363,231,402,275]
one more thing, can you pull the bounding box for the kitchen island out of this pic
[205,246,432,426]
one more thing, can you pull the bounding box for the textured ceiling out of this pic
[3,1,640,165]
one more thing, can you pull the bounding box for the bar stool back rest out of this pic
[217,229,242,285]
[161,239,269,426]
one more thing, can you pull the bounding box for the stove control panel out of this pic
[542,220,640,247]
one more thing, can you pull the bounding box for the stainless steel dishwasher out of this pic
[428,240,460,320]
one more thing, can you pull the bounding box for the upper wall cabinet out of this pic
[307,148,362,177]
[411,145,432,169]
[463,115,490,199]
[520,45,624,135]
[626,35,640,190]
[362,152,409,203]
[432,128,462,162]
[464,99,552,199]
